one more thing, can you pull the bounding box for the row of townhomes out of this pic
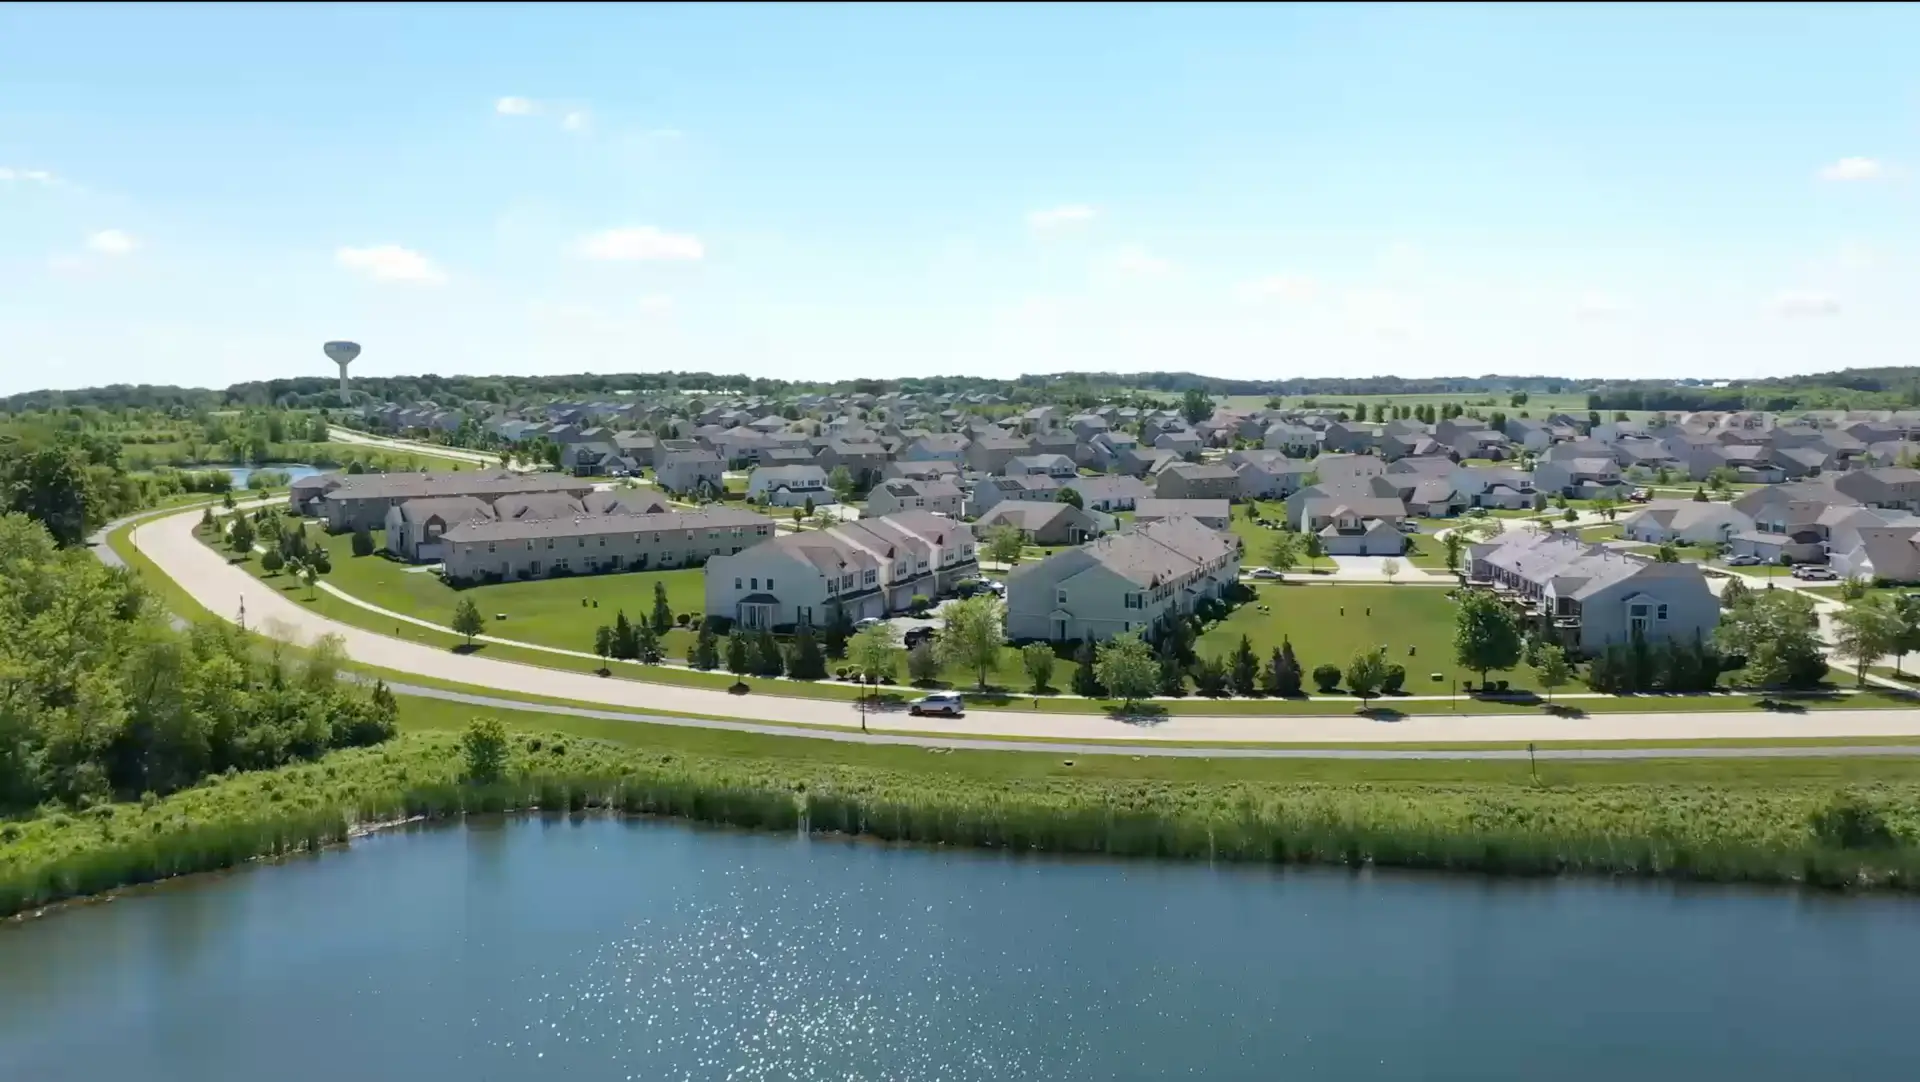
[1466,530,1720,656]
[1004,517,1242,643]
[704,511,978,630]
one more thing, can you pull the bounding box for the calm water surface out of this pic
[2,817,1915,1081]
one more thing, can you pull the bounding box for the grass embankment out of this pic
[9,695,1920,916]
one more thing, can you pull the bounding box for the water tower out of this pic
[324,340,361,397]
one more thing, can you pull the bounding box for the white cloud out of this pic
[1027,205,1097,230]
[638,294,674,312]
[1817,157,1891,182]
[1237,274,1318,303]
[1111,244,1170,276]
[0,166,56,184]
[1773,290,1841,318]
[335,244,447,284]
[495,96,537,116]
[1575,291,1630,319]
[86,229,137,256]
[574,226,705,262]
[562,110,590,133]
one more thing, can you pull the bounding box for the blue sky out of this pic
[2,3,1916,393]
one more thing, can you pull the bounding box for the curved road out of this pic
[107,503,1920,749]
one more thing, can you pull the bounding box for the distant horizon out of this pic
[5,5,1915,392]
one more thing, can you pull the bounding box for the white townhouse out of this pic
[704,511,979,630]
[1004,518,1241,644]
[745,464,832,507]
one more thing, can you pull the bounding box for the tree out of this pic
[350,525,374,557]
[227,514,256,555]
[907,640,940,684]
[1534,643,1571,704]
[1071,637,1104,696]
[822,604,854,659]
[787,626,828,680]
[689,623,719,669]
[1266,531,1300,579]
[1381,558,1401,584]
[461,716,509,783]
[1453,588,1522,686]
[1303,532,1324,571]
[0,443,94,546]
[1830,596,1903,687]
[1181,387,1211,426]
[651,580,674,634]
[593,625,614,670]
[1021,642,1056,692]
[984,524,1026,567]
[1892,594,1920,675]
[725,629,753,681]
[1593,495,1618,522]
[1720,576,1751,609]
[1444,531,1463,574]
[752,627,785,677]
[1058,486,1083,510]
[847,624,899,687]
[261,548,285,575]
[1345,647,1389,708]
[1715,589,1825,689]
[301,562,320,600]
[828,465,855,501]
[1692,486,1708,502]
[1229,634,1259,695]
[939,594,1006,688]
[1655,541,1680,563]
[1312,663,1342,693]
[1264,640,1303,696]
[452,596,485,646]
[1095,632,1159,708]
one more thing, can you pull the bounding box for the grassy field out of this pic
[1200,583,1497,690]
[10,692,1920,915]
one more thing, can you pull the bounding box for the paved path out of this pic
[327,426,507,469]
[116,503,1920,746]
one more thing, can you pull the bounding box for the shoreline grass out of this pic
[10,698,1920,916]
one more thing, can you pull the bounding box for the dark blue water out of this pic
[2,817,1914,1081]
[218,463,322,487]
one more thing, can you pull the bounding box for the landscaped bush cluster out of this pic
[1583,633,1723,694]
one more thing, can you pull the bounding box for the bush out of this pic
[908,594,931,614]
[1312,663,1342,693]
[350,527,374,557]
[1381,664,1406,695]
[678,613,692,627]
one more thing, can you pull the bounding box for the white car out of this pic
[908,692,964,717]
[1249,567,1282,580]
[854,617,882,630]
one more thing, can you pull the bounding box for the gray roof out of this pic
[394,496,496,525]
[441,507,771,544]
[1135,498,1232,520]
[1063,475,1153,500]
[324,470,592,503]
[1054,517,1235,588]
[1162,462,1238,481]
[974,502,1081,532]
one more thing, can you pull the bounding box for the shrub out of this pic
[1312,663,1342,693]
[1381,664,1406,694]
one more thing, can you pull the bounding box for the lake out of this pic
[217,463,324,487]
[2,818,1914,1081]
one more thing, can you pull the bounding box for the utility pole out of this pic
[238,595,247,632]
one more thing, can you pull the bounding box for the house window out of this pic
[1124,593,1143,609]
[1657,604,1669,621]
[735,578,743,590]
[751,577,758,589]
[1056,588,1068,605]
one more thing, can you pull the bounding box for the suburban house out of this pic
[1452,466,1537,510]
[1466,531,1720,656]
[965,434,1033,475]
[745,464,832,507]
[1311,453,1387,485]
[1004,517,1242,643]
[656,449,725,496]
[973,501,1108,546]
[864,478,964,518]
[1083,432,1140,472]
[1152,430,1205,459]
[1133,498,1233,531]
[1533,457,1627,499]
[1299,496,1407,556]
[317,471,593,534]
[1262,423,1320,457]
[1726,484,1850,565]
[1831,525,1920,583]
[1619,500,1753,546]
[289,472,345,515]
[816,440,891,489]
[1228,450,1312,500]
[1154,461,1240,501]
[901,434,970,462]
[883,459,963,485]
[965,474,1061,517]
[703,511,979,629]
[1062,474,1153,512]
[442,507,776,585]
[1830,468,1920,513]
[1002,453,1079,480]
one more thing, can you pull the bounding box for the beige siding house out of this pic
[703,512,979,629]
[865,478,964,518]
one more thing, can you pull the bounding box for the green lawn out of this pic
[1200,583,1504,692]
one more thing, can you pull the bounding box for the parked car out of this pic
[854,617,882,630]
[908,692,964,717]
[903,626,937,649]
[1725,554,1761,567]
[1249,567,1281,580]
[1792,566,1838,581]
[1628,488,1651,502]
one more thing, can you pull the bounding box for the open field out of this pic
[1199,582,1490,690]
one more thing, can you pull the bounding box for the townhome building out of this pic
[1619,500,1754,546]
[1002,454,1079,480]
[1061,474,1153,512]
[1133,498,1233,531]
[1154,461,1239,501]
[319,471,594,534]
[384,496,496,561]
[1004,518,1241,643]
[704,511,979,629]
[965,474,1061,517]
[443,507,776,585]
[1466,531,1719,656]
[973,502,1109,546]
[1226,450,1312,499]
